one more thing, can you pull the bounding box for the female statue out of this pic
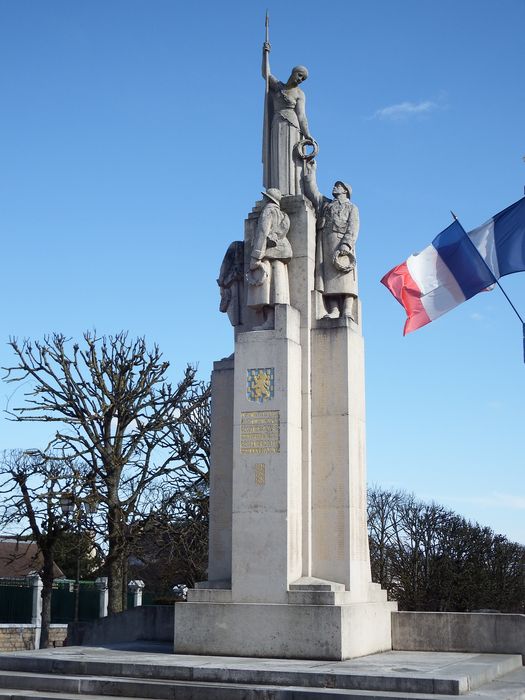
[262,41,313,196]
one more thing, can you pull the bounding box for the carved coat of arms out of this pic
[247,368,275,402]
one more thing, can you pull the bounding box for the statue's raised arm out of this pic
[262,38,275,84]
[302,158,323,211]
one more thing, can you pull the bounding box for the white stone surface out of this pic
[207,355,234,584]
[176,600,397,660]
[282,196,317,577]
[310,316,373,600]
[231,304,302,603]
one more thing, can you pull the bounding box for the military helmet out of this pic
[334,181,352,198]
[262,188,282,206]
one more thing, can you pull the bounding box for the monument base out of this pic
[174,597,397,660]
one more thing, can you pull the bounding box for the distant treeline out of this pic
[368,487,525,614]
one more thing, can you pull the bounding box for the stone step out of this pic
[287,590,358,605]
[0,669,523,700]
[0,648,521,699]
[188,588,390,605]
[289,577,346,592]
[186,588,232,603]
[287,588,387,605]
[469,665,525,698]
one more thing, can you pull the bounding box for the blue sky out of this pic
[1,1,524,543]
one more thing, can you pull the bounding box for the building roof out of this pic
[0,539,65,579]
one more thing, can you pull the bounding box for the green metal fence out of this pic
[0,578,147,623]
[141,592,157,606]
[0,577,33,623]
[51,580,100,623]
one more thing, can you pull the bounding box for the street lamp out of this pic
[59,493,75,515]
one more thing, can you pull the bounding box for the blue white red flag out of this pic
[381,197,525,335]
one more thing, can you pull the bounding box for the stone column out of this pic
[29,574,42,650]
[281,195,317,578]
[128,580,145,607]
[95,577,108,618]
[231,304,302,603]
[203,195,317,590]
[311,310,373,600]
[207,355,234,585]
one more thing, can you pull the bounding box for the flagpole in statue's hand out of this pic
[262,11,270,88]
[262,11,271,185]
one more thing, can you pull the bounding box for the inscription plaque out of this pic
[240,410,280,454]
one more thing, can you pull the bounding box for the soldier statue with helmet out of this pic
[246,187,292,330]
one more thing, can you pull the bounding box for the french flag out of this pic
[381,197,525,335]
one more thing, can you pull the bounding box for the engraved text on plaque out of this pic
[240,410,280,454]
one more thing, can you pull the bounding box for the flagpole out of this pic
[452,211,525,362]
[262,12,270,186]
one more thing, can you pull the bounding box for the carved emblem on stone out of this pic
[247,367,274,402]
[255,463,266,486]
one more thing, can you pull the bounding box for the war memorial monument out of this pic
[0,21,522,700]
[174,31,397,661]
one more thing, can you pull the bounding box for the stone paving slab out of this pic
[0,646,522,697]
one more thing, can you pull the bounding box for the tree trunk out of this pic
[107,499,125,614]
[39,553,55,649]
[107,556,124,614]
[121,555,128,611]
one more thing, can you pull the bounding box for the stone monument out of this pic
[175,26,397,660]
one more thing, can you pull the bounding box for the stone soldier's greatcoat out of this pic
[315,195,359,296]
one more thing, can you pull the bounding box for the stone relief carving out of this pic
[247,367,275,402]
[246,188,292,330]
[217,240,245,326]
[303,160,360,320]
[262,39,314,196]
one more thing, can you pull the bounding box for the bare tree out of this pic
[130,484,209,595]
[368,486,525,613]
[129,395,211,595]
[367,486,402,595]
[3,332,210,613]
[0,450,88,647]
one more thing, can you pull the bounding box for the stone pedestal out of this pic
[176,599,394,660]
[174,195,396,660]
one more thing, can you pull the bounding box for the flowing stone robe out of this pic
[263,79,307,196]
